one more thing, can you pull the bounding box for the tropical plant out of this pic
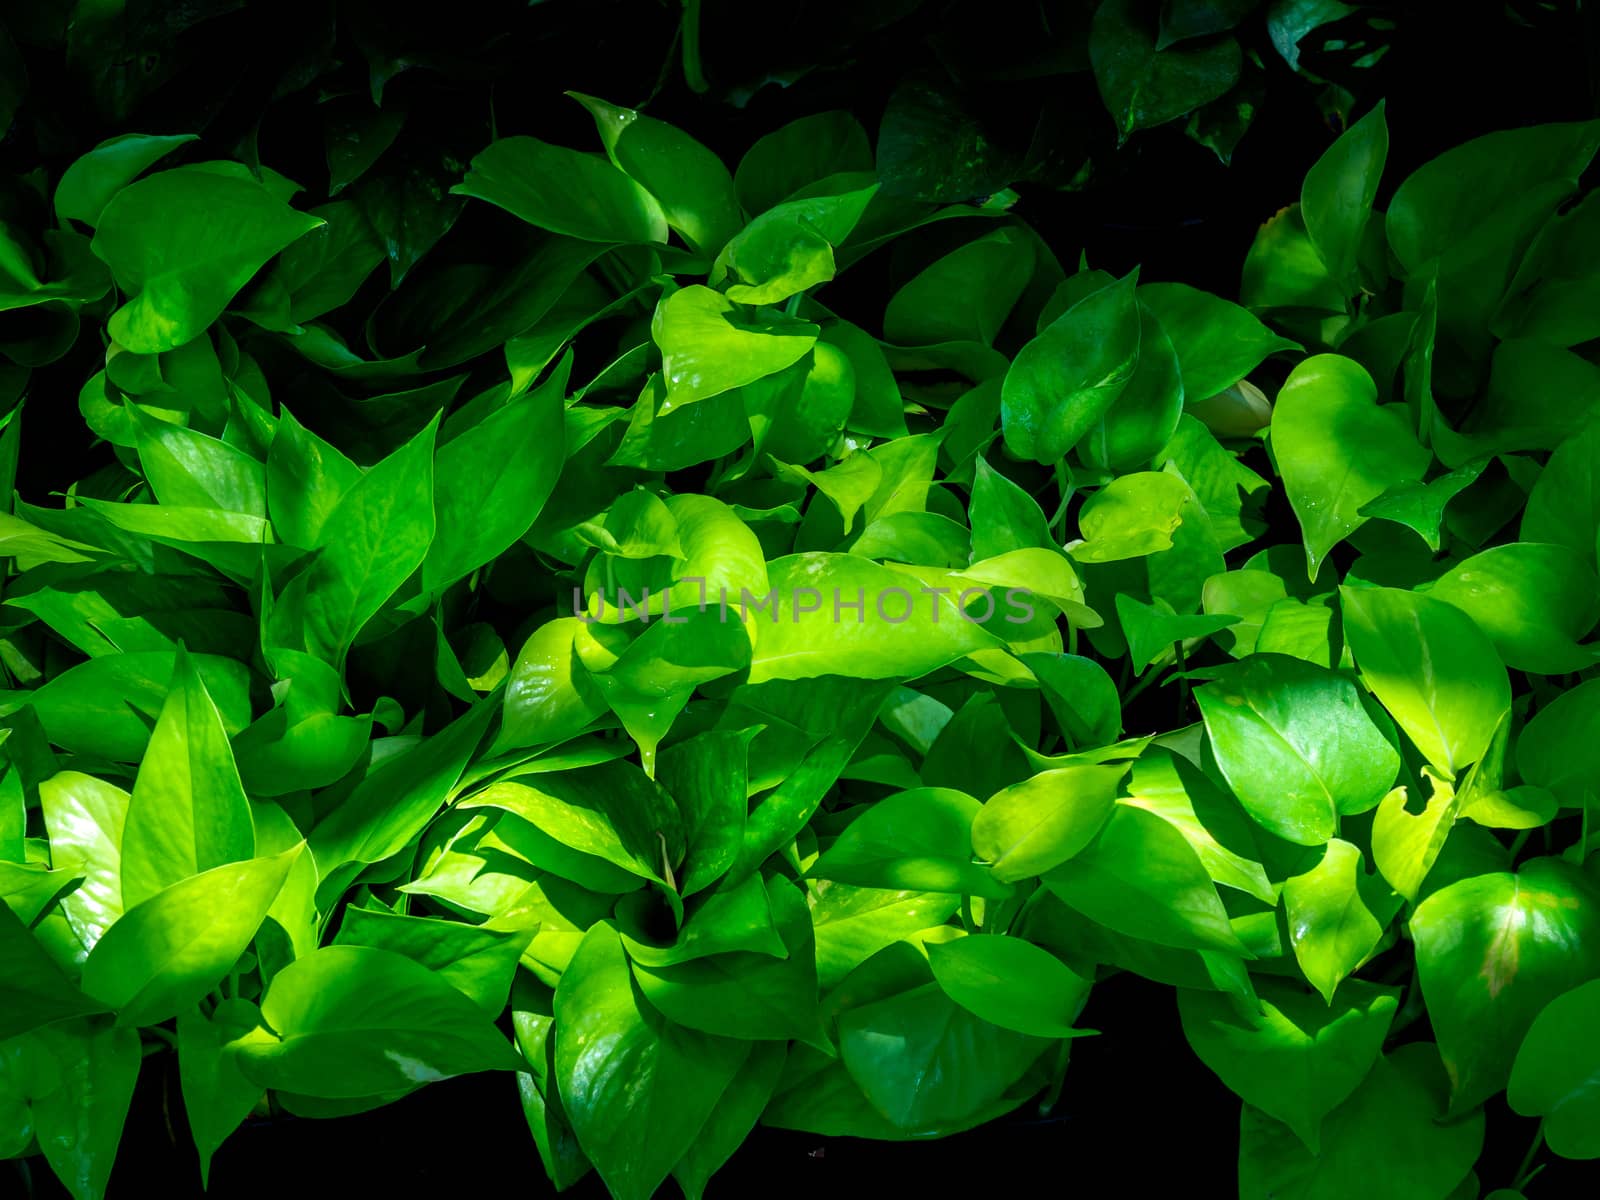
[1,7,1599,1200]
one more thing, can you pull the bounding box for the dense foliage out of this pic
[2,3,1599,1199]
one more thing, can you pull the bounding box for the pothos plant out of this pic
[0,74,1598,1200]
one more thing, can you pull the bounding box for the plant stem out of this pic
[1513,1120,1545,1190]
[1121,664,1166,708]
[680,0,708,93]
[1048,461,1073,538]
[960,893,976,934]
[1174,639,1191,717]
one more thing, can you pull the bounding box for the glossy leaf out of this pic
[1340,585,1511,775]
[231,945,525,1097]
[1180,977,1398,1150]
[1197,654,1399,844]
[454,136,668,244]
[1001,271,1140,464]
[1507,978,1600,1159]
[92,167,322,352]
[554,925,746,1200]
[1272,356,1429,576]
[119,647,255,906]
[1411,858,1600,1113]
[83,849,297,1025]
[927,935,1092,1037]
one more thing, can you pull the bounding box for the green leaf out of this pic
[1071,470,1193,562]
[20,650,251,763]
[968,456,1054,560]
[631,877,823,1044]
[302,414,437,664]
[265,406,361,549]
[511,978,592,1191]
[972,765,1125,883]
[92,167,323,353]
[1521,418,1600,565]
[55,132,198,227]
[1123,750,1275,904]
[883,229,1035,347]
[1180,977,1398,1151]
[1358,460,1486,553]
[1387,120,1600,276]
[130,406,267,516]
[735,112,872,215]
[0,902,104,1040]
[1272,355,1429,577]
[1241,203,1345,313]
[29,1019,142,1200]
[177,1006,264,1187]
[453,136,667,244]
[812,787,1007,898]
[333,905,530,1017]
[837,956,1050,1130]
[653,285,818,409]
[1115,594,1239,671]
[1024,653,1122,749]
[1507,978,1600,1160]
[927,935,1093,1038]
[1282,839,1398,1004]
[1159,0,1256,46]
[308,697,496,905]
[1197,654,1399,844]
[656,729,755,897]
[671,1041,786,1200]
[1163,416,1271,551]
[619,874,784,967]
[1301,102,1387,289]
[1045,803,1247,954]
[713,186,877,305]
[579,607,752,771]
[1340,585,1511,775]
[746,553,1002,684]
[554,924,747,1200]
[1425,543,1599,675]
[460,771,670,886]
[1140,283,1298,403]
[1518,677,1600,808]
[424,380,564,592]
[231,944,525,1098]
[1082,299,1185,472]
[1002,271,1140,464]
[497,618,609,752]
[119,647,255,907]
[572,93,741,254]
[81,848,298,1026]
[1371,769,1458,902]
[38,772,129,961]
[1091,0,1242,141]
[1239,1044,1483,1200]
[810,881,961,991]
[1411,857,1600,1113]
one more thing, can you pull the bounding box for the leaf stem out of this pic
[1508,827,1534,861]
[1047,461,1073,539]
[680,0,709,93]
[1174,639,1191,718]
[1121,663,1167,708]
[1513,1119,1546,1190]
[960,893,976,934]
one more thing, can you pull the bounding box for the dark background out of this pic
[4,0,1599,1195]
